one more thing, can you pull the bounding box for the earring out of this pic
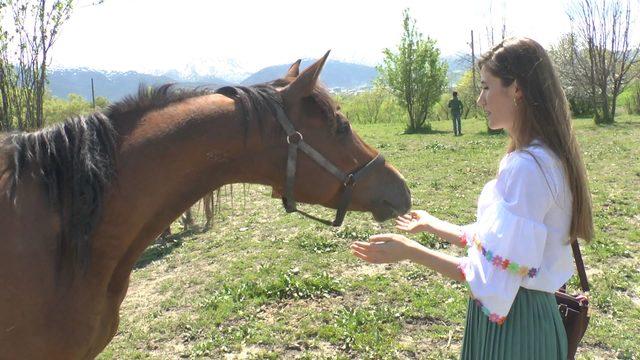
[513,98,518,107]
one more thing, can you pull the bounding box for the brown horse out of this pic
[0,52,410,359]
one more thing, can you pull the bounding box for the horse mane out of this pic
[105,83,212,119]
[2,113,117,276]
[215,81,339,139]
[1,84,210,277]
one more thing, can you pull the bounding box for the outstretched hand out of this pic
[395,210,440,233]
[350,233,416,264]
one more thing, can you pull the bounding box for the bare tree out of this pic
[0,0,78,130]
[550,33,596,116]
[485,1,494,47]
[0,1,21,131]
[568,0,640,123]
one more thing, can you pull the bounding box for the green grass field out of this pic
[98,115,640,359]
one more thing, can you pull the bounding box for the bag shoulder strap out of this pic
[571,237,590,292]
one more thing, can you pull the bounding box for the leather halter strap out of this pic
[273,105,385,226]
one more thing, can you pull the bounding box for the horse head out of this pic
[265,51,411,223]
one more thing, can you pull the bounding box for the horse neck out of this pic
[116,93,277,192]
[95,94,281,291]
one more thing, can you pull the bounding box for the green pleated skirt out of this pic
[461,287,568,360]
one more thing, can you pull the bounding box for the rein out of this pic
[272,105,384,226]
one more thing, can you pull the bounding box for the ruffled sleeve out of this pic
[457,152,553,324]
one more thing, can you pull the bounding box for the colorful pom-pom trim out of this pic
[459,232,468,247]
[459,233,540,278]
[457,262,508,325]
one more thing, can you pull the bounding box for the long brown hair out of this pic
[478,37,594,242]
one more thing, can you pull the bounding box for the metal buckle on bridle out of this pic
[286,131,303,145]
[343,173,356,187]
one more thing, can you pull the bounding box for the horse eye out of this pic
[337,121,351,135]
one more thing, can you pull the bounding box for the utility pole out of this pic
[91,78,96,109]
[470,30,477,91]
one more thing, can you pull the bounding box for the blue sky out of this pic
[49,0,595,74]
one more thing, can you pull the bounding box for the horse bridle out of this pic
[273,105,385,226]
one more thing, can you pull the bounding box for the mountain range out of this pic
[48,57,467,102]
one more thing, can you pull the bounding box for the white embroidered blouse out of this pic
[457,142,575,324]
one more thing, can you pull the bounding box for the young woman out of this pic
[351,37,594,359]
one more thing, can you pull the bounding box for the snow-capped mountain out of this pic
[153,57,253,83]
[48,68,181,101]
[48,59,380,101]
[241,59,377,89]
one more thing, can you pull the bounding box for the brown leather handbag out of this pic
[555,239,590,360]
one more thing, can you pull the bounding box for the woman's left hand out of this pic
[350,233,416,264]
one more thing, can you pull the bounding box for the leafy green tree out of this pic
[377,8,447,132]
[43,92,109,126]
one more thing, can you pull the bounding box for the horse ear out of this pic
[283,50,330,99]
[285,59,302,79]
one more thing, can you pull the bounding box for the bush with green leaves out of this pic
[43,93,109,126]
[430,93,451,121]
[621,80,640,115]
[336,88,406,124]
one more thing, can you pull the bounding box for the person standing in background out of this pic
[448,91,464,136]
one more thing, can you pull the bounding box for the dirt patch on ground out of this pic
[338,262,394,280]
[122,268,177,313]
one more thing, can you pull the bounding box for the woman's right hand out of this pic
[395,210,441,234]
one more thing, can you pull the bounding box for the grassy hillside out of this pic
[99,115,640,359]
